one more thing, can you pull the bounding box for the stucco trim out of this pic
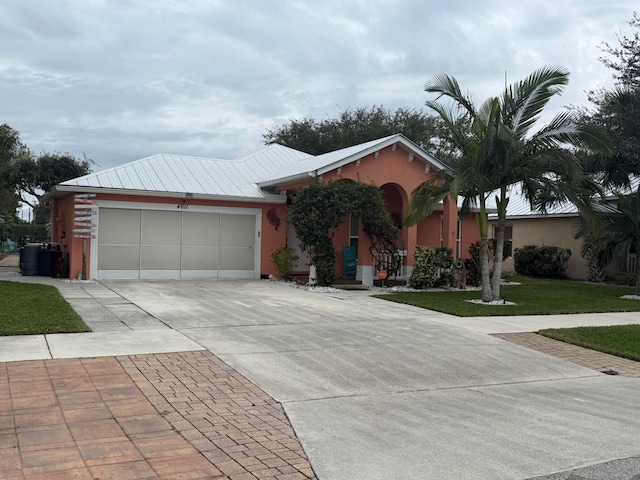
[47,185,286,204]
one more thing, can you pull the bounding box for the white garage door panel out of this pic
[219,214,256,273]
[142,211,182,245]
[141,246,181,270]
[98,246,141,270]
[183,212,219,245]
[140,211,181,271]
[181,246,219,270]
[96,206,259,279]
[98,208,141,273]
[220,214,255,247]
[181,212,220,271]
[100,208,141,245]
[220,246,255,270]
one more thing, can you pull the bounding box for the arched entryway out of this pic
[375,183,410,281]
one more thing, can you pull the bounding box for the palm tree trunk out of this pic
[480,236,492,301]
[491,218,505,300]
[477,199,493,302]
[491,190,509,301]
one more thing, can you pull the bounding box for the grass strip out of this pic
[540,324,640,362]
[374,276,640,317]
[0,280,90,335]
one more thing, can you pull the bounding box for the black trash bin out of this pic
[38,249,58,277]
[21,245,40,276]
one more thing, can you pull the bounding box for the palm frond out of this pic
[404,178,454,226]
[506,65,569,136]
[425,73,476,116]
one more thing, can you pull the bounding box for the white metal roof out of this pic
[487,178,639,220]
[56,144,312,201]
[54,134,446,201]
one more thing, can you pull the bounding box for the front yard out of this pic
[374,276,640,317]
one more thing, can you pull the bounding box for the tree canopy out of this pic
[579,12,640,189]
[10,152,91,209]
[576,12,640,287]
[263,105,457,162]
[0,123,91,223]
[599,12,640,89]
[0,124,29,221]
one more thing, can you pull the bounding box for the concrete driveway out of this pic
[106,279,640,480]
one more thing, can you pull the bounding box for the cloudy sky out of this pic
[0,0,637,172]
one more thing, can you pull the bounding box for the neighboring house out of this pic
[488,194,590,279]
[488,178,639,281]
[47,134,480,284]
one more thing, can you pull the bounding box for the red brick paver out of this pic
[0,351,316,480]
[119,351,316,480]
[494,332,640,378]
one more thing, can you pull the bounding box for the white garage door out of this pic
[97,207,258,279]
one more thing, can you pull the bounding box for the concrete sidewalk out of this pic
[0,274,205,362]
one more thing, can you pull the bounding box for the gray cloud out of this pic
[0,0,636,171]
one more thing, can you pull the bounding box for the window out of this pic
[349,215,359,253]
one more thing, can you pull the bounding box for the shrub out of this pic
[270,246,299,280]
[435,269,456,288]
[409,246,437,289]
[463,258,480,286]
[1,223,49,243]
[313,239,337,286]
[514,245,571,279]
[434,247,454,287]
[434,247,454,269]
[465,240,496,286]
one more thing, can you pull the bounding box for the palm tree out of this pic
[580,187,640,294]
[406,66,610,302]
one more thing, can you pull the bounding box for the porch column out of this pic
[405,224,418,278]
[442,196,458,252]
[357,232,373,286]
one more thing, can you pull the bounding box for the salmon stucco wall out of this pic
[461,215,481,257]
[261,203,288,275]
[53,192,287,279]
[52,195,82,276]
[416,214,441,250]
[277,144,471,271]
[493,216,587,280]
[317,144,461,262]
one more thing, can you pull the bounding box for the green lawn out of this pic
[0,280,90,335]
[540,325,640,361]
[374,276,640,317]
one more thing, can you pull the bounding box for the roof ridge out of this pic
[234,143,312,163]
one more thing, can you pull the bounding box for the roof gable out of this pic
[257,134,449,187]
